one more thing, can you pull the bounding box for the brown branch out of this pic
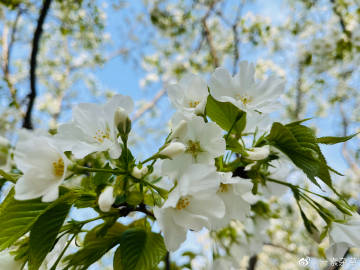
[232,0,245,75]
[23,0,52,129]
[165,252,170,270]
[2,8,22,108]
[201,1,219,68]
[132,89,166,121]
[330,0,352,38]
[247,255,258,270]
[264,242,297,255]
[325,249,349,270]
[293,62,305,120]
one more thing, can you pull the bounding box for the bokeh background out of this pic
[1,0,360,269]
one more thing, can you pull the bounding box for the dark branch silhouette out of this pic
[23,0,52,129]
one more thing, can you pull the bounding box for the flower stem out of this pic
[73,165,125,175]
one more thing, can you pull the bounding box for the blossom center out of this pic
[185,140,202,158]
[176,196,191,210]
[235,94,252,105]
[93,128,110,143]
[188,101,200,108]
[52,158,64,177]
[219,183,229,193]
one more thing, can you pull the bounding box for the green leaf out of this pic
[267,122,338,191]
[65,223,127,269]
[317,133,358,145]
[113,228,167,270]
[28,200,72,270]
[206,95,246,136]
[0,189,50,251]
[267,122,322,188]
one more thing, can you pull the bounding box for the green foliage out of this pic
[267,122,335,190]
[317,133,358,145]
[28,200,72,270]
[0,189,51,251]
[206,95,246,137]
[113,228,166,270]
[65,222,127,269]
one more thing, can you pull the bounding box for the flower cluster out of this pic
[152,62,285,251]
[2,61,358,269]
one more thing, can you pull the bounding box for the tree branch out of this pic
[1,8,22,108]
[330,0,351,38]
[293,62,305,120]
[23,0,52,129]
[132,89,166,121]
[232,0,245,75]
[165,252,170,270]
[201,1,219,68]
[247,255,258,270]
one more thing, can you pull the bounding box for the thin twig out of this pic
[330,0,351,38]
[247,255,258,270]
[2,8,22,107]
[165,252,170,270]
[201,1,219,68]
[232,0,245,75]
[132,89,166,121]
[293,62,305,120]
[23,0,53,129]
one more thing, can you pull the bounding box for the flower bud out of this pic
[159,142,186,158]
[246,145,270,161]
[98,186,115,212]
[169,120,187,140]
[114,107,131,136]
[131,166,148,179]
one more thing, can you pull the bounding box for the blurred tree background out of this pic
[0,0,360,269]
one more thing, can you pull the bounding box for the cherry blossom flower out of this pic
[154,164,225,251]
[209,172,253,229]
[167,74,208,116]
[14,132,68,202]
[209,61,285,113]
[56,94,133,159]
[163,117,225,172]
[326,214,360,259]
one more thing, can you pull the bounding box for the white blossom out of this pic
[154,164,225,251]
[167,73,208,115]
[209,173,253,229]
[14,132,68,202]
[0,250,22,270]
[162,117,225,177]
[209,61,285,113]
[326,214,360,259]
[56,94,133,159]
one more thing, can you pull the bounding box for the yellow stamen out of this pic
[189,101,200,108]
[93,128,110,143]
[52,158,64,177]
[176,196,191,210]
[219,183,229,193]
[235,94,252,105]
[186,140,202,159]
